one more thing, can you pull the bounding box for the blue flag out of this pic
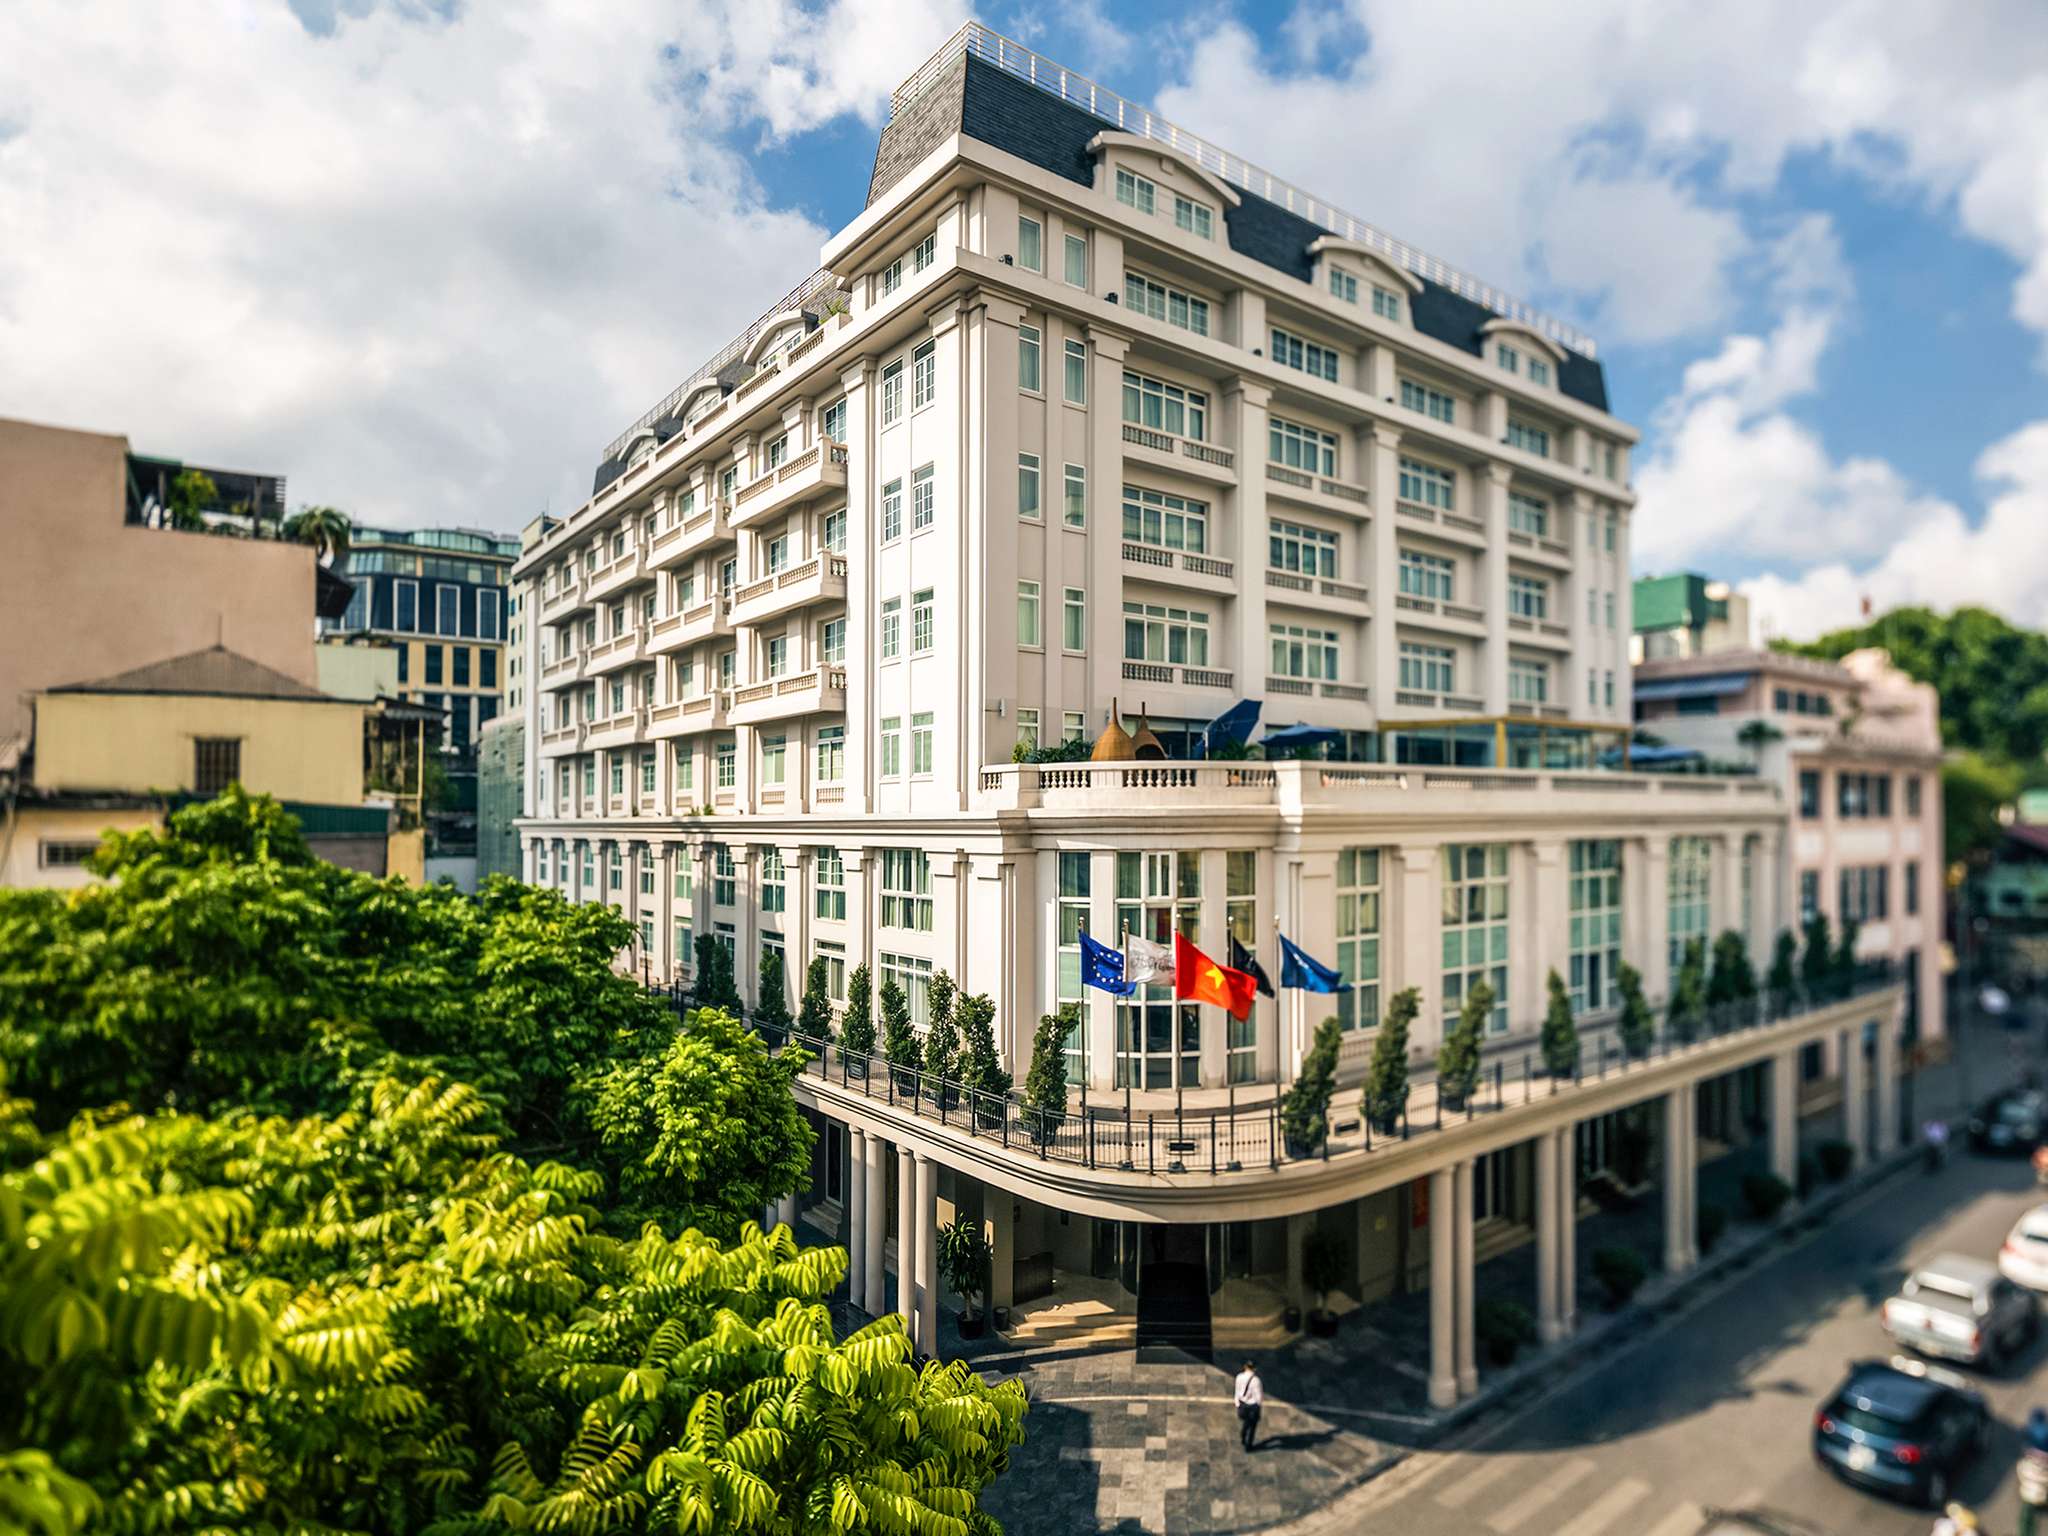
[1279,934,1341,994]
[1079,928,1137,996]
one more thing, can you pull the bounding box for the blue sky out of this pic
[2,0,2044,638]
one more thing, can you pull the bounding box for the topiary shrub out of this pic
[1436,981,1491,1110]
[839,962,875,1073]
[1617,963,1654,1059]
[1741,1172,1792,1222]
[1696,1200,1728,1256]
[1797,1152,1821,1198]
[1592,1244,1648,1310]
[1817,1138,1854,1182]
[1540,968,1579,1078]
[1476,1298,1538,1366]
[1363,988,1417,1133]
[1282,1017,1343,1156]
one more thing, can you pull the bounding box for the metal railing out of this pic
[897,22,1597,359]
[653,963,1898,1178]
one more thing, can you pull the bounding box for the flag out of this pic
[1228,933,1276,998]
[1079,929,1135,996]
[1125,930,1173,986]
[1280,934,1342,994]
[1174,932,1258,1020]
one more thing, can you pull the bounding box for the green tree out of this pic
[1281,1016,1344,1155]
[582,1007,814,1238]
[1617,963,1654,1057]
[166,467,218,530]
[1946,751,2023,865]
[754,947,792,1041]
[838,962,875,1061]
[281,504,352,564]
[1708,929,1757,1008]
[921,967,962,1089]
[1022,1007,1074,1147]
[936,1217,994,1322]
[1436,981,1491,1107]
[1540,968,1579,1077]
[692,932,740,1013]
[1766,929,1799,1003]
[1799,914,1834,997]
[880,977,920,1092]
[796,955,834,1041]
[1363,987,1417,1132]
[954,991,1011,1130]
[1667,938,1707,1044]
[1832,917,1863,996]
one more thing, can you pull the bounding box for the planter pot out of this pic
[1307,1309,1338,1338]
[1284,1136,1322,1161]
[844,1059,869,1081]
[1369,1110,1402,1137]
[992,1306,1010,1332]
[973,1103,1007,1132]
[956,1311,986,1340]
[1439,1089,1471,1114]
[1486,1338,1520,1368]
[1282,1305,1303,1333]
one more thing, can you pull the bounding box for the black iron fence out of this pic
[650,961,1900,1177]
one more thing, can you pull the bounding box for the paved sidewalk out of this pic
[963,1001,2023,1536]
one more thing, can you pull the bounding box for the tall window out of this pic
[1055,852,1090,1083]
[880,597,901,660]
[1018,324,1041,392]
[912,588,934,654]
[821,399,846,443]
[1667,836,1713,971]
[815,847,846,920]
[823,509,846,553]
[911,464,935,531]
[710,846,737,906]
[1569,840,1622,1013]
[879,952,934,1028]
[1799,769,1821,818]
[1507,419,1551,458]
[1018,452,1041,519]
[1226,851,1258,1083]
[1116,851,1201,1088]
[193,738,240,795]
[715,739,736,789]
[1507,493,1549,537]
[1017,580,1041,647]
[1063,588,1086,651]
[1122,485,1207,552]
[1508,574,1549,619]
[1398,457,1456,510]
[913,233,936,270]
[815,939,846,1003]
[1270,417,1337,475]
[1270,624,1339,680]
[759,847,786,915]
[1528,357,1551,387]
[639,748,656,795]
[1329,268,1359,304]
[880,361,903,425]
[1114,166,1156,214]
[1063,340,1087,404]
[1442,844,1510,1034]
[1400,380,1456,424]
[1015,707,1039,751]
[1124,271,1210,335]
[910,712,934,774]
[1123,602,1209,666]
[1269,519,1337,577]
[1372,285,1402,322]
[1017,215,1042,271]
[1063,464,1087,527]
[880,716,901,777]
[1496,343,1521,374]
[815,724,845,783]
[1121,371,1206,439]
[1335,848,1381,1032]
[1270,327,1340,382]
[761,734,786,787]
[820,618,846,665]
[1398,549,1455,601]
[911,341,935,409]
[881,478,903,542]
[1508,657,1549,705]
[1063,232,1087,287]
[1399,641,1455,695]
[880,848,933,930]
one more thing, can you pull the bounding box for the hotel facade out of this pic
[514,28,1911,1405]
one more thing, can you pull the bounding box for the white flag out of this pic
[1125,932,1172,985]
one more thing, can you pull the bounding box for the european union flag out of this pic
[1079,928,1137,996]
[1279,934,1341,994]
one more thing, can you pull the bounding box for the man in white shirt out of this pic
[1234,1360,1263,1451]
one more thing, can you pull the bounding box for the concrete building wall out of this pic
[32,692,365,804]
[0,417,322,746]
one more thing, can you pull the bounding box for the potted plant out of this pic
[1022,1006,1074,1148]
[1281,1017,1343,1157]
[881,977,920,1096]
[955,991,1011,1129]
[692,931,740,1012]
[1766,930,1799,1014]
[1707,929,1757,1021]
[839,962,874,1078]
[1696,1201,1728,1256]
[1799,914,1834,1001]
[1540,969,1579,1079]
[1592,1244,1648,1310]
[754,949,792,1047]
[921,969,961,1109]
[1303,1228,1345,1337]
[936,1217,994,1339]
[1616,963,1653,1059]
[1436,981,1490,1112]
[1817,1138,1854,1182]
[797,954,834,1044]
[1476,1299,1537,1366]
[1666,938,1707,1046]
[1741,1172,1792,1222]
[1363,988,1418,1134]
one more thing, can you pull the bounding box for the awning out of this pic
[1262,723,1342,752]
[1600,744,1707,766]
[1631,672,1751,703]
[1198,698,1262,757]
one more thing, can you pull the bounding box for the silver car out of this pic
[1882,1253,2039,1369]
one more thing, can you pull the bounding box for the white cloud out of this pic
[0,0,962,528]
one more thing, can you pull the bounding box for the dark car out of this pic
[1968,1091,2045,1153]
[1812,1357,1987,1508]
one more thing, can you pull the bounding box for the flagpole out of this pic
[1272,913,1285,1091]
[1120,918,1131,1126]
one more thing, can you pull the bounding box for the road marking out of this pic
[1431,1454,1521,1510]
[1485,1457,1596,1534]
[1549,1477,1651,1536]
[1644,1503,1704,1536]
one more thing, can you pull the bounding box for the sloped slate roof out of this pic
[50,645,338,703]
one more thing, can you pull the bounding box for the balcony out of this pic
[647,597,732,656]
[648,691,727,739]
[729,553,849,628]
[1264,462,1372,514]
[1392,689,1486,712]
[539,652,585,688]
[727,666,848,726]
[537,723,585,757]
[1396,500,1487,545]
[1393,594,1487,634]
[585,542,650,604]
[1120,423,1236,483]
[648,500,734,570]
[538,573,589,624]
[1506,613,1573,648]
[729,443,849,530]
[585,627,648,675]
[1120,659,1235,691]
[583,705,648,753]
[1507,528,1574,568]
[1120,542,1235,591]
[1264,568,1371,616]
[1265,676,1372,704]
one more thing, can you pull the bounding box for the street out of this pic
[1333,1144,2048,1536]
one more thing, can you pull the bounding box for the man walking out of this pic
[1234,1359,1263,1451]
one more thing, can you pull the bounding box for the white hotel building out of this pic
[515,27,1907,1404]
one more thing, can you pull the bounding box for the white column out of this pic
[863,1135,887,1316]
[987,1186,1014,1317]
[1535,1130,1561,1344]
[1842,1022,1868,1170]
[1875,1007,1901,1158]
[1557,1126,1578,1336]
[1453,1158,1477,1396]
[848,1127,868,1309]
[1285,1211,1310,1315]
[896,1144,914,1334]
[1477,464,1511,716]
[1680,1089,1698,1269]
[914,1152,938,1356]
[1427,1166,1456,1410]
[1771,1047,1800,1192]
[1664,1087,1691,1275]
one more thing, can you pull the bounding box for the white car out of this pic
[2000,1205,2048,1290]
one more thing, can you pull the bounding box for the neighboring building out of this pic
[476,712,525,883]
[1633,645,1944,1042]
[1630,573,1751,664]
[510,25,1906,1405]
[1,646,387,885]
[0,415,347,754]
[315,635,402,704]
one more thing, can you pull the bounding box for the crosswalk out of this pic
[1401,1454,1763,1536]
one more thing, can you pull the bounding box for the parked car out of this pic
[1812,1356,1987,1508]
[1882,1253,2039,1368]
[1967,1091,2045,1153]
[2000,1205,2048,1290]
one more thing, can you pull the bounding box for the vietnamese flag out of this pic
[1174,932,1259,1020]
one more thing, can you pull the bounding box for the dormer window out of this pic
[1115,166,1156,215]
[1329,269,1359,304]
[1496,343,1521,374]
[1372,285,1403,323]
[1173,195,1213,239]
[1528,357,1551,388]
